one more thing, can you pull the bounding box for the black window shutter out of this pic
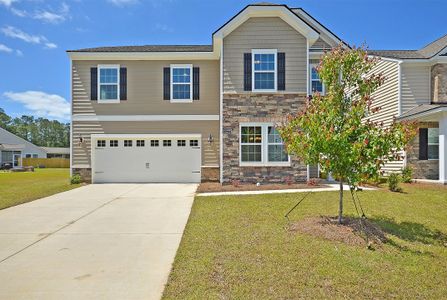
[90,67,97,100]
[277,52,286,91]
[419,128,428,160]
[120,67,127,101]
[244,53,252,91]
[163,67,170,100]
[193,67,200,100]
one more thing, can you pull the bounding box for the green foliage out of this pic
[0,108,69,147]
[401,166,413,183]
[280,45,417,187]
[70,174,82,185]
[388,173,402,192]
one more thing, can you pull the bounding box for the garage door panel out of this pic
[92,136,201,183]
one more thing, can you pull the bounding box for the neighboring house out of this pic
[67,3,445,184]
[0,127,70,168]
[370,36,447,184]
[41,147,70,159]
[0,127,47,167]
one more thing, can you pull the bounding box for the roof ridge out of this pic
[419,33,447,51]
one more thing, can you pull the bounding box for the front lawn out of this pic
[0,168,80,210]
[163,184,447,299]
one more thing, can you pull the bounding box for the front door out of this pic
[13,153,21,168]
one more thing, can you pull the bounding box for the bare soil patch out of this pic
[197,182,328,193]
[289,216,387,246]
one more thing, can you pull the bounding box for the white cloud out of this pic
[0,43,23,56]
[1,26,57,49]
[108,0,138,6]
[0,43,13,53]
[34,3,70,24]
[3,91,70,120]
[9,3,70,24]
[0,0,16,7]
[155,23,172,33]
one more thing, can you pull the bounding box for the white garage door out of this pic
[91,134,201,183]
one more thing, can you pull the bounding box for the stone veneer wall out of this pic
[222,93,308,184]
[73,168,92,183]
[431,64,447,103]
[406,122,439,180]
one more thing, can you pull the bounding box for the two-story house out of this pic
[68,3,446,184]
[370,37,447,184]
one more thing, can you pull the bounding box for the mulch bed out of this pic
[197,182,328,193]
[289,216,388,247]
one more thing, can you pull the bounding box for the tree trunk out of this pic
[338,180,343,224]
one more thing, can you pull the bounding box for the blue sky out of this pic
[0,0,446,122]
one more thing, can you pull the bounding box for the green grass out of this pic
[0,168,80,210]
[163,184,447,299]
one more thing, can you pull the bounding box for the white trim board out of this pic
[72,115,220,122]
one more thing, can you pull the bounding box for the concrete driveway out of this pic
[0,184,197,300]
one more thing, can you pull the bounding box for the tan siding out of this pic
[72,60,219,115]
[223,17,307,93]
[401,64,431,113]
[310,37,332,50]
[368,60,404,173]
[72,121,219,168]
[369,59,400,126]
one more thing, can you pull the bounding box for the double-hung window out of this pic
[98,65,120,103]
[252,49,277,92]
[170,64,192,102]
[310,63,324,94]
[240,123,290,166]
[428,128,439,160]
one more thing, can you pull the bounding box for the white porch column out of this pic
[439,114,447,184]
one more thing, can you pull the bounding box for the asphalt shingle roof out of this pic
[370,34,447,59]
[67,45,213,53]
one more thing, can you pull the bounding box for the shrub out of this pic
[231,179,240,188]
[284,176,294,186]
[388,173,402,192]
[307,178,320,186]
[401,166,413,183]
[70,174,82,185]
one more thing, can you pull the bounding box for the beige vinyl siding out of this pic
[310,37,332,50]
[401,64,431,113]
[72,120,219,168]
[367,59,403,174]
[72,60,219,115]
[223,17,307,93]
[368,59,400,126]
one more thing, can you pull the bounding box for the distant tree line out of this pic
[0,107,70,148]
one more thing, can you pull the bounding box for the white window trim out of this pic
[170,64,193,103]
[239,122,291,167]
[310,63,325,95]
[252,49,277,92]
[24,153,37,158]
[428,128,439,161]
[98,64,120,104]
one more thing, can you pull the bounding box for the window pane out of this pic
[173,84,191,100]
[100,85,118,100]
[428,145,439,159]
[99,68,118,84]
[254,72,275,90]
[241,145,262,162]
[268,127,283,143]
[241,126,262,144]
[311,67,320,80]
[172,68,191,83]
[311,80,323,93]
[254,54,275,71]
[268,145,288,162]
[428,128,439,144]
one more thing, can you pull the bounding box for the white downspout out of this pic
[69,58,73,177]
[219,41,224,184]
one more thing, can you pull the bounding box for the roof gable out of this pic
[213,4,319,45]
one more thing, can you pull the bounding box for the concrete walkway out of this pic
[0,184,197,300]
[197,184,376,197]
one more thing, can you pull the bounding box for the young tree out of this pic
[280,45,416,224]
